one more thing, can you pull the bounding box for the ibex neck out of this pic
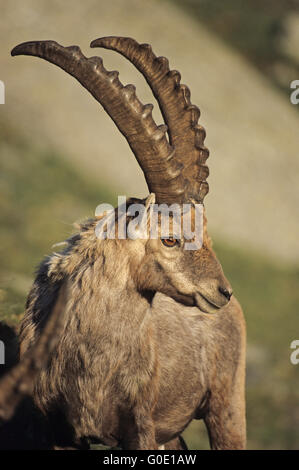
[68,240,151,334]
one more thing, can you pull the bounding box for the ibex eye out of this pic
[161,238,179,247]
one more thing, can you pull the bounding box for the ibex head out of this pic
[131,206,232,313]
[11,36,232,313]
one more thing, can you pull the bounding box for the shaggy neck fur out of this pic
[31,219,159,441]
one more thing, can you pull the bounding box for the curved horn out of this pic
[0,284,67,423]
[11,40,185,204]
[91,36,209,203]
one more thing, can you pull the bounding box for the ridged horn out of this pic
[91,36,210,203]
[11,40,186,204]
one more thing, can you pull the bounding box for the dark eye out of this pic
[161,238,179,248]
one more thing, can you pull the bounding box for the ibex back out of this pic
[5,37,246,450]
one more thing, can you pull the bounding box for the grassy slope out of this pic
[0,122,116,324]
[0,123,298,449]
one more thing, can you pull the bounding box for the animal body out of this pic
[1,37,246,450]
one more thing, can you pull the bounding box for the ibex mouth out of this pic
[194,292,222,314]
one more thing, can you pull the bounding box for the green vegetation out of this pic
[1,122,298,449]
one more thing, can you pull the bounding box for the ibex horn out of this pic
[11,40,188,204]
[91,36,210,203]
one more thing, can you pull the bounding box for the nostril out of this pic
[219,286,233,301]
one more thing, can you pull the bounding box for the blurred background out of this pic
[0,0,299,449]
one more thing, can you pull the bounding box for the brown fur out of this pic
[19,204,246,450]
[0,284,68,428]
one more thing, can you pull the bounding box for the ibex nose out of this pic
[219,286,233,301]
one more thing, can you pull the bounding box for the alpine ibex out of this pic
[7,37,246,450]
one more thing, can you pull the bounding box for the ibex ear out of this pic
[127,193,156,240]
[144,193,156,212]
